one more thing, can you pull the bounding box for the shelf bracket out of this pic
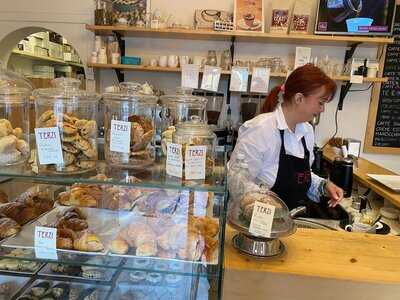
[115,69,125,83]
[226,36,236,105]
[344,42,361,68]
[338,81,352,110]
[112,31,125,83]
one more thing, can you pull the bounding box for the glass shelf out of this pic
[0,159,226,193]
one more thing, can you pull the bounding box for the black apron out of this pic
[271,130,311,210]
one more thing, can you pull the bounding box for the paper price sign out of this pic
[230,67,249,92]
[34,226,58,260]
[249,201,276,238]
[35,127,64,165]
[201,66,221,92]
[250,67,270,93]
[181,64,200,89]
[166,143,183,178]
[110,120,131,153]
[185,145,207,180]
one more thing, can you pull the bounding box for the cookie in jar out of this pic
[33,78,100,174]
[0,67,32,166]
[103,83,157,169]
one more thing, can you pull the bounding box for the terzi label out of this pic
[110,120,131,153]
[34,226,57,260]
[34,127,64,165]
[185,145,207,180]
[249,201,276,238]
[166,143,183,178]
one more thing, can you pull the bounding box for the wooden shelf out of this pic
[12,50,84,68]
[86,25,394,46]
[87,63,388,82]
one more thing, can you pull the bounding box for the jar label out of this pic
[110,120,131,153]
[35,127,64,165]
[185,145,207,180]
[249,201,276,238]
[166,143,183,178]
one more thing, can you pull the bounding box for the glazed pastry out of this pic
[81,266,104,280]
[110,239,129,254]
[69,287,80,300]
[165,273,183,285]
[146,272,163,284]
[31,281,51,297]
[129,270,147,282]
[73,230,104,252]
[133,258,151,268]
[51,283,70,298]
[0,217,21,238]
[0,282,13,295]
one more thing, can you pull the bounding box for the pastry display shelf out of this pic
[11,50,84,68]
[0,160,226,193]
[85,25,394,46]
[87,63,389,83]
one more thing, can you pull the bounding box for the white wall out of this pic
[0,0,399,173]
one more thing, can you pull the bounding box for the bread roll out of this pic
[110,238,129,254]
[73,230,104,252]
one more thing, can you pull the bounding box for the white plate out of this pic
[367,174,400,193]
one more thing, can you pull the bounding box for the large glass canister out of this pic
[160,94,207,155]
[172,116,216,179]
[103,82,157,169]
[33,78,100,174]
[0,67,32,166]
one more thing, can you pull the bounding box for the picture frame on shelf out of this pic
[112,0,151,27]
[234,0,264,33]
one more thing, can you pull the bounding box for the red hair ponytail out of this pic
[261,64,337,114]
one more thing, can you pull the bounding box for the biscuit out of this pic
[16,139,29,156]
[83,147,97,159]
[0,150,22,165]
[12,128,23,139]
[61,123,78,135]
[62,151,76,166]
[62,142,79,154]
[80,120,97,138]
[61,133,79,142]
[73,136,91,151]
[38,110,54,125]
[0,135,17,153]
[76,159,96,169]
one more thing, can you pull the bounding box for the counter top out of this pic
[323,147,400,207]
[224,225,400,284]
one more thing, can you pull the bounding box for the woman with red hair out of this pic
[229,64,343,210]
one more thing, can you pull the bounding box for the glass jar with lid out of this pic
[103,82,158,169]
[172,116,216,179]
[33,78,100,174]
[160,94,207,155]
[0,66,32,166]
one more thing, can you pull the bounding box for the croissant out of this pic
[73,230,104,252]
[0,217,20,238]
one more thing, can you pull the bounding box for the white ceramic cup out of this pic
[179,55,190,66]
[168,55,179,68]
[367,67,378,78]
[149,58,158,67]
[159,55,168,67]
[193,56,204,67]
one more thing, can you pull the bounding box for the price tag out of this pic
[181,64,200,89]
[110,120,131,153]
[201,66,221,92]
[230,67,249,92]
[294,47,312,69]
[185,145,207,180]
[166,143,183,178]
[34,226,57,260]
[250,67,270,93]
[34,127,64,165]
[249,201,276,238]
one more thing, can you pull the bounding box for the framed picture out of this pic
[234,0,264,32]
[112,0,151,26]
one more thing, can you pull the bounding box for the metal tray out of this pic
[1,206,124,256]
[16,279,110,300]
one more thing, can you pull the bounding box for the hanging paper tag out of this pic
[110,120,131,153]
[250,67,270,93]
[166,143,183,178]
[201,66,221,92]
[35,127,64,165]
[185,145,207,180]
[230,67,249,92]
[294,47,312,69]
[182,64,200,89]
[249,201,276,238]
[34,226,58,260]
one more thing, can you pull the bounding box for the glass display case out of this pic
[0,141,227,299]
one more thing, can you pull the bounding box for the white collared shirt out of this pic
[229,105,324,202]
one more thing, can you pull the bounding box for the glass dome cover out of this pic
[33,77,99,102]
[229,189,296,239]
[0,65,33,99]
[175,115,213,137]
[103,82,158,104]
[160,94,207,109]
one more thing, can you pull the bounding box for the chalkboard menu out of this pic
[373,9,400,148]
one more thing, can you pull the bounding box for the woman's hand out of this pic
[325,181,344,207]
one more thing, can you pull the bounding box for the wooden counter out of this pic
[224,226,400,284]
[323,147,400,207]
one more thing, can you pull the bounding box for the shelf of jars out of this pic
[12,50,84,68]
[85,25,395,46]
[87,63,388,83]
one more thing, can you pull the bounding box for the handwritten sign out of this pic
[110,120,131,153]
[166,143,183,178]
[249,201,276,238]
[35,127,63,165]
[182,64,200,89]
[185,145,207,180]
[34,226,57,260]
[201,66,221,92]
